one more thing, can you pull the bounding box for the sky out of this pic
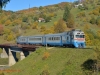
[2,0,75,11]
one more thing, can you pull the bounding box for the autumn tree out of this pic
[67,14,75,28]
[40,26,46,32]
[3,28,11,34]
[32,22,38,29]
[54,19,67,33]
[4,20,11,26]
[6,33,15,41]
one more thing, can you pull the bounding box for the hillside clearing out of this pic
[4,47,97,75]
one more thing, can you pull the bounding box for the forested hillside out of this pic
[0,0,99,46]
[0,0,100,75]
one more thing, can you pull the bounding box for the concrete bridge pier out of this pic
[20,51,25,60]
[9,48,17,66]
[0,48,8,58]
[20,51,29,60]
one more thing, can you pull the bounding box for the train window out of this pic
[48,37,50,40]
[80,35,85,38]
[76,35,85,38]
[29,38,34,40]
[52,37,53,40]
[76,35,80,38]
[54,37,56,40]
[67,37,69,40]
[21,38,25,41]
[57,37,59,40]
[29,38,41,40]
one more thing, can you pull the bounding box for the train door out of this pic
[60,36,62,46]
[43,36,46,45]
[70,32,74,44]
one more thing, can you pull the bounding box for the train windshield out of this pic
[76,35,84,38]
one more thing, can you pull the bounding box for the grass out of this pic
[3,47,97,75]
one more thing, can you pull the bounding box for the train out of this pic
[16,29,85,48]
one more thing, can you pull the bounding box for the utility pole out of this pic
[29,4,30,12]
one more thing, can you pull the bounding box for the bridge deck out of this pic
[0,44,41,51]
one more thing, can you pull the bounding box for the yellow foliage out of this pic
[44,29,52,34]
[32,22,38,29]
[83,24,90,31]
[93,10,99,15]
[40,26,46,32]
[42,52,50,60]
[5,20,11,26]
[54,19,67,33]
[49,13,55,17]
[7,33,15,41]
[85,33,92,46]
[97,30,100,37]
[4,28,11,34]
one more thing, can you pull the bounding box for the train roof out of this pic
[44,33,65,36]
[28,35,44,37]
[18,35,44,37]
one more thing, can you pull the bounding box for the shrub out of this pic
[6,33,15,41]
[40,70,50,75]
[22,16,28,22]
[77,12,86,18]
[40,26,46,32]
[93,10,99,15]
[32,22,38,29]
[42,52,50,60]
[34,16,38,21]
[96,17,100,26]
[89,11,93,15]
[90,17,96,24]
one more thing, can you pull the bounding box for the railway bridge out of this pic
[0,44,40,66]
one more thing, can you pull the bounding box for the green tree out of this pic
[63,5,70,22]
[34,16,38,21]
[39,6,43,11]
[22,16,28,22]
[90,17,96,24]
[45,16,51,22]
[96,17,100,26]
[0,0,10,9]
[63,5,75,28]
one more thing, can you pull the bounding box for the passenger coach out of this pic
[16,29,85,48]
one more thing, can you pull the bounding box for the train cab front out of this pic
[73,34,85,48]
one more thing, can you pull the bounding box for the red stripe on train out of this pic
[74,38,85,41]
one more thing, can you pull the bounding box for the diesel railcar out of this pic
[16,29,85,48]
